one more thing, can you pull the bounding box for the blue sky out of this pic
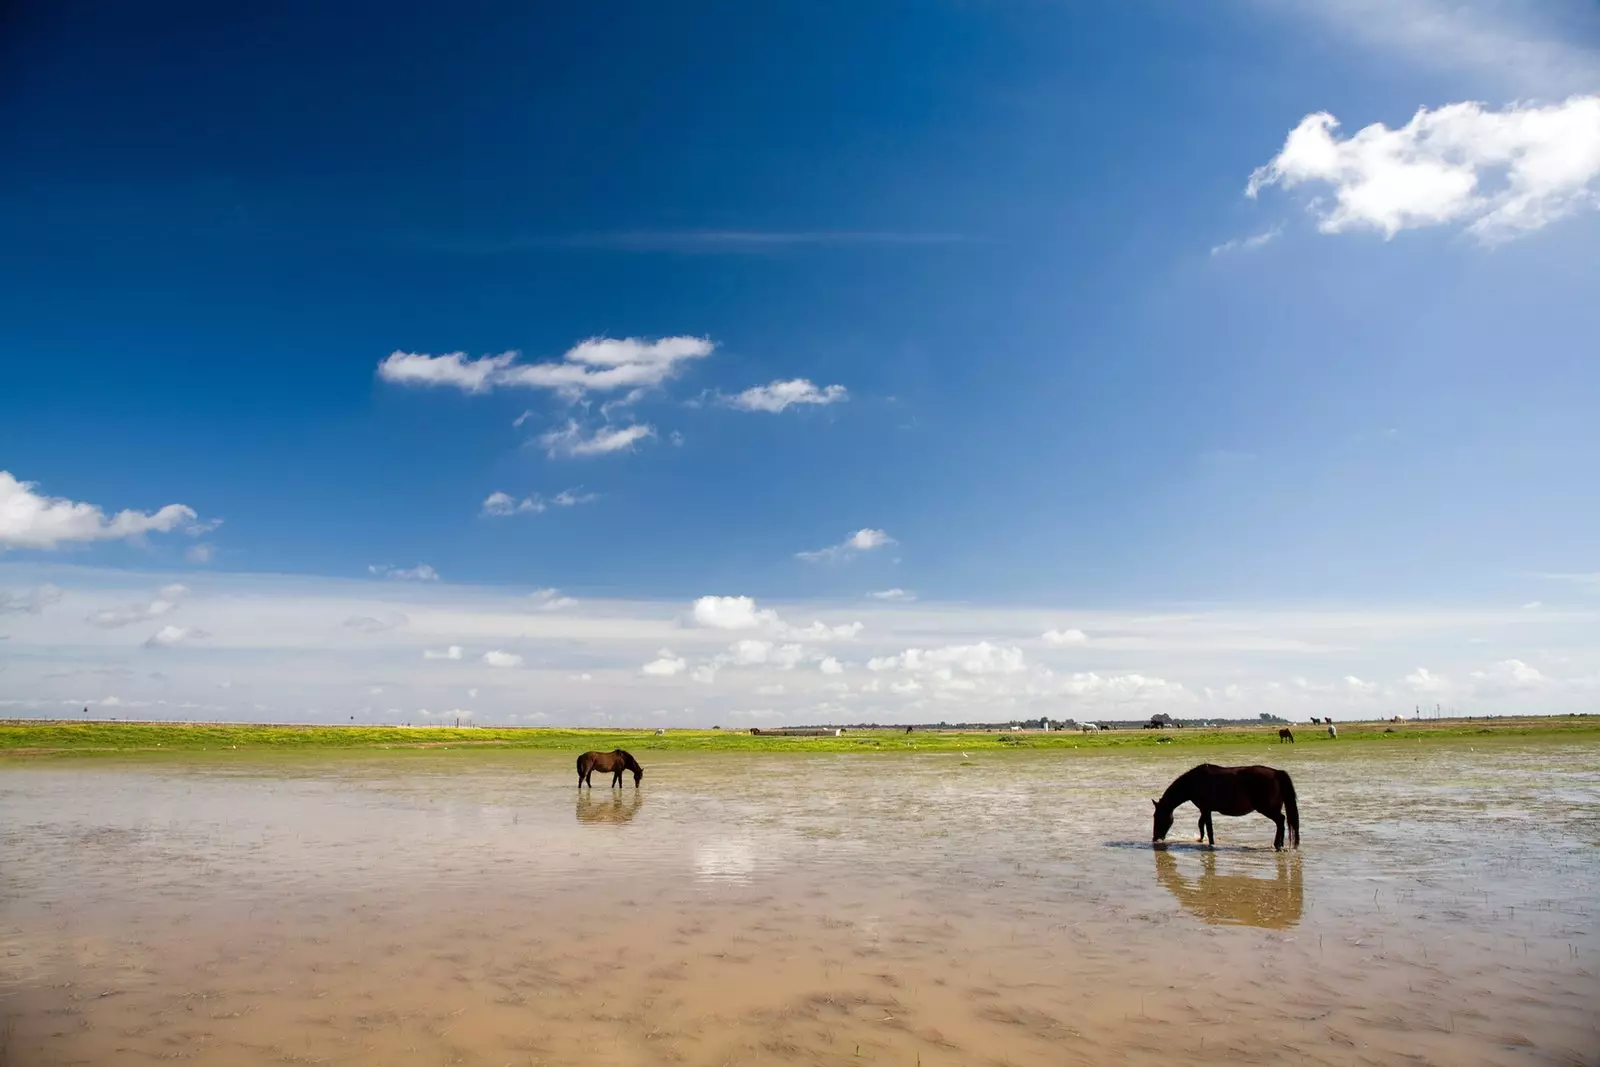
[2,0,1598,724]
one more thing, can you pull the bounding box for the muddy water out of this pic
[2,741,1597,1067]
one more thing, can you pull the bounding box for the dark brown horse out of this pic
[576,749,644,788]
[1277,727,1294,743]
[1152,763,1300,850]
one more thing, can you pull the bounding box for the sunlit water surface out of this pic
[2,741,1597,1066]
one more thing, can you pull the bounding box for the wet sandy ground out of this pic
[2,741,1597,1066]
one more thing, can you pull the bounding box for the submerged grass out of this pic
[1,716,1596,760]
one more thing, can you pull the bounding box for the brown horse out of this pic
[1152,763,1300,850]
[576,749,644,788]
[1277,728,1294,743]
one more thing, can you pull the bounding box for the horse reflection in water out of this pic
[575,789,644,825]
[1154,848,1303,929]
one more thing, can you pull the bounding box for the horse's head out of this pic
[621,751,644,785]
[1152,799,1173,843]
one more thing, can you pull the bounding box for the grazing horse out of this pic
[576,749,644,788]
[1152,763,1300,850]
[1278,728,1295,743]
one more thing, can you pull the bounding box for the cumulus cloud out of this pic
[368,563,439,582]
[1247,96,1600,241]
[642,650,688,676]
[377,336,714,399]
[424,645,464,661]
[538,420,655,458]
[1,471,208,550]
[144,625,206,649]
[482,650,524,668]
[692,595,780,631]
[688,595,860,642]
[0,583,64,614]
[797,528,895,564]
[868,641,1027,676]
[88,584,189,629]
[725,379,848,413]
[869,588,915,601]
[1042,628,1088,646]
[819,656,844,675]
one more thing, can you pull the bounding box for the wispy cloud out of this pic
[537,421,655,459]
[368,563,440,582]
[797,529,896,564]
[377,336,713,400]
[724,379,849,413]
[1270,0,1600,96]
[481,488,599,517]
[1210,224,1283,256]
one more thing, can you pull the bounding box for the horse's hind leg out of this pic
[1270,810,1286,850]
[1196,812,1207,843]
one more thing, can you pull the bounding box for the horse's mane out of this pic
[1157,763,1217,808]
[613,748,640,770]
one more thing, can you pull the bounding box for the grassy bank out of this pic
[2,716,1597,759]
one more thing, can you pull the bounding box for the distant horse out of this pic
[1309,716,1321,725]
[576,749,644,788]
[1327,724,1337,739]
[1152,763,1300,850]
[1278,728,1295,743]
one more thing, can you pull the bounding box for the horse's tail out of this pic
[1277,769,1300,848]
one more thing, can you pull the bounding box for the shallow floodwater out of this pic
[2,741,1597,1066]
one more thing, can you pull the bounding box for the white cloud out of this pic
[368,563,440,582]
[819,656,844,675]
[868,588,915,601]
[482,650,524,669]
[0,583,63,614]
[145,625,206,649]
[530,588,578,611]
[725,379,848,413]
[186,544,216,564]
[378,336,714,399]
[538,420,655,458]
[88,584,189,629]
[868,641,1027,676]
[691,595,780,631]
[1469,658,1547,688]
[424,645,464,661]
[1042,628,1088,646]
[1210,224,1283,256]
[797,528,896,564]
[375,351,515,393]
[1247,96,1600,241]
[642,650,687,677]
[1,471,207,550]
[481,491,544,517]
[1344,674,1379,695]
[482,488,598,517]
[1405,666,1450,692]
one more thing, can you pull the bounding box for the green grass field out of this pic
[1,715,1596,759]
